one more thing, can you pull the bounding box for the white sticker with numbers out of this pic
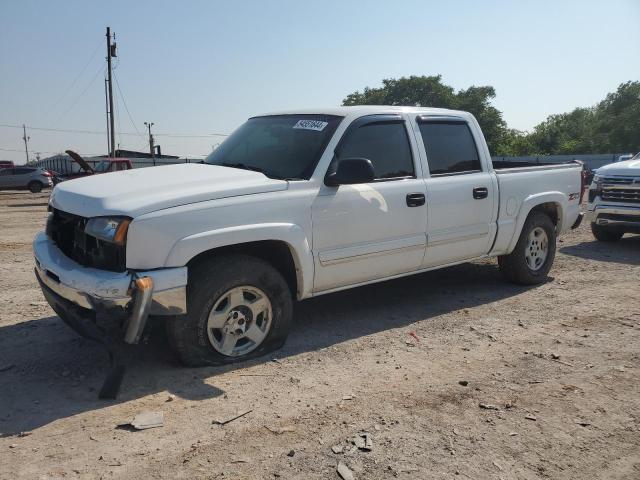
[292,119,328,131]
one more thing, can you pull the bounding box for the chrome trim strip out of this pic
[427,231,488,247]
[319,243,425,266]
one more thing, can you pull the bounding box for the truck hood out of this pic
[596,159,640,177]
[49,163,288,217]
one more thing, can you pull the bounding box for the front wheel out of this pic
[166,254,293,366]
[591,223,624,242]
[28,181,43,193]
[498,212,557,285]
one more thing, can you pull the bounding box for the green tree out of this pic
[342,75,507,154]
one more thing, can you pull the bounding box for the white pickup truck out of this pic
[34,106,584,368]
[587,152,640,241]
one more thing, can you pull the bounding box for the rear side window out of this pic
[418,121,481,175]
[338,122,414,180]
[14,168,36,175]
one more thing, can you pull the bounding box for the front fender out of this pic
[164,223,313,299]
[506,192,566,253]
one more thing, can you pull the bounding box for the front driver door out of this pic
[311,115,427,292]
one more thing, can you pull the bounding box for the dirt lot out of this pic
[0,190,638,480]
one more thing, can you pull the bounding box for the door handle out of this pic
[406,193,425,207]
[473,187,488,200]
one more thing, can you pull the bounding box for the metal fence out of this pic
[34,152,633,176]
[32,155,202,175]
[491,153,633,171]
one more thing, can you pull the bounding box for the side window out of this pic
[338,122,414,180]
[418,121,481,175]
[0,169,11,176]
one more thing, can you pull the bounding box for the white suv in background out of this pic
[587,152,640,241]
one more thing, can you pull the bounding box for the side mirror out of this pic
[325,158,375,187]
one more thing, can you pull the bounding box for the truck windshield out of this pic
[205,114,343,180]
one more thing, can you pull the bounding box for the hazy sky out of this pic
[1,0,639,164]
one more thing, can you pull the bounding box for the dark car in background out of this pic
[0,167,53,192]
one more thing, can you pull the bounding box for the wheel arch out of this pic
[165,223,313,300]
[507,193,565,253]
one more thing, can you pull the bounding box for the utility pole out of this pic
[104,78,111,156]
[22,124,30,164]
[144,122,155,165]
[106,27,116,157]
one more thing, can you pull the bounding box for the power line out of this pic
[58,65,106,119]
[0,123,229,137]
[47,38,104,117]
[112,70,147,147]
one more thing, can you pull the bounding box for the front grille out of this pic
[46,208,126,272]
[601,176,637,185]
[601,187,640,204]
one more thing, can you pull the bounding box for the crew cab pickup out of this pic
[587,152,640,241]
[34,106,584,367]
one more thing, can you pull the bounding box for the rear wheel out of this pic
[498,211,556,285]
[28,181,43,193]
[591,223,624,242]
[166,254,293,366]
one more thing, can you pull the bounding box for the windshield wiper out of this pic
[219,162,287,180]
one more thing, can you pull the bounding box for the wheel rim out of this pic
[525,227,549,271]
[206,286,272,357]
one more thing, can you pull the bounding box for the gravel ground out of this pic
[0,189,639,480]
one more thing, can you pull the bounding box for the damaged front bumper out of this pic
[33,232,187,344]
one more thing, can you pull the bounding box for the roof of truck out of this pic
[258,105,472,119]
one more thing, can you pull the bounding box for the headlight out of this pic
[84,217,131,245]
[592,175,603,190]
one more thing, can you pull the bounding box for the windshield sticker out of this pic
[293,119,328,131]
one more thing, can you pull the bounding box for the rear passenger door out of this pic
[414,116,497,267]
[311,115,427,292]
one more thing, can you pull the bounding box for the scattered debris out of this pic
[458,380,469,387]
[509,432,518,436]
[337,461,355,480]
[479,403,499,410]
[408,331,420,343]
[286,449,295,457]
[264,425,296,435]
[352,432,373,451]
[492,460,503,471]
[551,353,561,360]
[165,394,175,402]
[332,445,344,454]
[212,409,253,426]
[342,395,355,401]
[120,411,164,431]
[576,421,591,427]
[525,414,537,421]
[551,358,574,367]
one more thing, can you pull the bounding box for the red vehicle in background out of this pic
[55,150,133,183]
[0,161,16,169]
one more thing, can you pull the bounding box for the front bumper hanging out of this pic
[33,232,187,344]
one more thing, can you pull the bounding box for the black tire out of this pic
[591,222,624,242]
[28,181,43,193]
[166,254,293,367]
[498,211,557,285]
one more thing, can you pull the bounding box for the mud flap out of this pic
[35,270,126,399]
